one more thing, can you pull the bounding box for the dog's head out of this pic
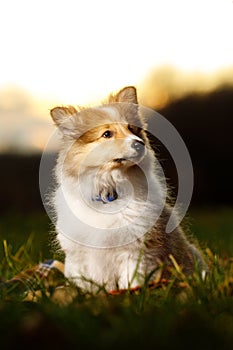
[50,86,150,176]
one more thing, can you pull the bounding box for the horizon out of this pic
[0,69,232,155]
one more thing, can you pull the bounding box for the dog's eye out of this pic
[102,130,113,138]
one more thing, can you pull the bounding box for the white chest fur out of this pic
[53,169,165,290]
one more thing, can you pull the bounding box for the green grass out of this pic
[189,207,233,257]
[0,208,233,349]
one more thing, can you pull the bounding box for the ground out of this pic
[0,207,233,349]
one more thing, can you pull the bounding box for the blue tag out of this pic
[94,191,118,203]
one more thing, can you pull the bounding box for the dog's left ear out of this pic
[50,106,78,138]
[112,86,138,104]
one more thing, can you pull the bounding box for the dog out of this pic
[50,86,206,292]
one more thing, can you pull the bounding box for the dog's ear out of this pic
[50,106,78,137]
[111,86,138,104]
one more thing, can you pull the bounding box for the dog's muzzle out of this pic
[113,139,145,164]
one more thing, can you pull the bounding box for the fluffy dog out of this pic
[50,86,205,292]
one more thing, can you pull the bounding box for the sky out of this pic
[0,0,232,152]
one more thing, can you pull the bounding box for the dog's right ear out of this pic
[113,86,138,104]
[50,106,78,137]
[108,86,138,104]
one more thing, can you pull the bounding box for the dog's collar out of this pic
[93,191,118,203]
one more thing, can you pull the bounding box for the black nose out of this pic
[131,139,145,154]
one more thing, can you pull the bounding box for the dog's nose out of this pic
[131,139,145,154]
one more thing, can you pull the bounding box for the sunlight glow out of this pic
[0,0,232,153]
[0,0,232,105]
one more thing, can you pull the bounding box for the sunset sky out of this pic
[0,0,232,152]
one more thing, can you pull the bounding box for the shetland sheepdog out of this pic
[50,86,205,292]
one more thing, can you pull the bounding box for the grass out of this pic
[0,207,233,349]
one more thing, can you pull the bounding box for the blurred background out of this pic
[0,0,232,257]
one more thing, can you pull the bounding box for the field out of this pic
[0,207,233,349]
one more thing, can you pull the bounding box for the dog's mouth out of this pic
[113,158,127,163]
[113,155,143,164]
